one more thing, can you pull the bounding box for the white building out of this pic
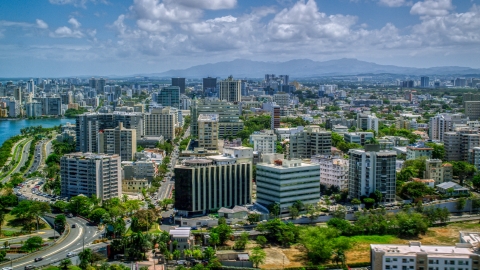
[256,154,320,213]
[357,113,379,133]
[274,126,304,140]
[312,155,349,191]
[250,130,277,155]
[371,241,479,270]
[273,93,290,108]
[429,113,469,142]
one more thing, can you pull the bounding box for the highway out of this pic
[0,216,105,270]
[2,140,32,183]
[27,140,44,175]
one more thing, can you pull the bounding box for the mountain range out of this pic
[148,58,480,78]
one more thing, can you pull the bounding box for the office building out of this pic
[60,152,122,200]
[357,113,379,133]
[273,93,290,108]
[96,78,106,94]
[172,78,186,94]
[271,104,280,130]
[98,123,137,162]
[144,107,178,140]
[89,77,97,89]
[249,130,277,155]
[7,100,20,117]
[455,78,467,87]
[198,114,219,151]
[420,76,430,88]
[312,155,349,191]
[349,145,397,203]
[122,159,158,181]
[203,77,217,93]
[158,86,180,109]
[344,132,375,146]
[14,88,22,102]
[464,101,480,121]
[256,154,320,213]
[370,241,479,270]
[113,111,144,137]
[425,159,453,185]
[289,126,332,159]
[26,102,43,118]
[190,99,244,138]
[27,79,35,95]
[219,76,241,103]
[174,155,252,216]
[429,113,469,142]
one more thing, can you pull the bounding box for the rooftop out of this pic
[198,114,219,122]
[371,242,475,258]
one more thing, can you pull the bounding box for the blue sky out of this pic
[1,0,480,77]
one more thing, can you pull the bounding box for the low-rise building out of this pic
[122,178,150,193]
[424,159,453,185]
[311,155,349,191]
[250,130,277,155]
[436,182,469,196]
[406,146,433,160]
[169,227,194,253]
[344,132,374,146]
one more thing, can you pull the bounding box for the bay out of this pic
[0,118,76,146]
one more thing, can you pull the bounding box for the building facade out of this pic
[198,114,219,151]
[219,76,241,103]
[158,86,180,109]
[289,126,332,159]
[98,123,137,162]
[425,159,453,185]
[250,130,277,155]
[60,152,122,200]
[190,98,243,138]
[144,107,178,140]
[312,155,349,191]
[429,113,469,142]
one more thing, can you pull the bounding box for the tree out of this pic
[400,181,436,200]
[211,223,233,245]
[79,248,93,269]
[203,247,216,261]
[209,232,220,247]
[451,161,477,185]
[234,232,249,250]
[255,235,267,247]
[54,214,67,234]
[250,247,266,268]
[68,196,93,216]
[22,236,43,252]
[247,213,261,224]
[351,198,361,205]
[0,210,4,235]
[299,227,352,264]
[363,198,375,209]
[457,197,467,211]
[60,259,72,270]
[472,198,480,212]
[426,143,445,160]
[89,208,108,224]
[472,175,480,190]
[0,250,6,262]
[288,206,299,219]
[267,203,280,218]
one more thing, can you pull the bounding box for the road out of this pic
[27,140,44,175]
[0,217,105,270]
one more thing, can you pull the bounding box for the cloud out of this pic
[378,0,412,7]
[68,18,81,28]
[410,0,453,16]
[50,26,84,38]
[173,0,236,10]
[49,0,108,8]
[36,19,49,29]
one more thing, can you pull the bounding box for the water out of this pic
[0,118,76,146]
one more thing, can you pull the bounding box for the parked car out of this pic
[2,267,13,270]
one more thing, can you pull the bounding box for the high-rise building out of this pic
[256,154,320,213]
[98,123,137,162]
[197,114,219,150]
[271,104,280,130]
[249,130,277,155]
[455,78,467,87]
[357,113,379,133]
[26,102,43,118]
[89,77,97,89]
[190,99,244,138]
[14,88,22,102]
[61,92,73,105]
[174,155,252,217]
[96,78,106,94]
[429,113,469,142]
[144,107,178,140]
[219,76,241,103]
[34,97,62,116]
[172,78,186,94]
[27,79,35,96]
[289,126,332,159]
[464,101,480,121]
[202,77,217,93]
[420,76,430,88]
[157,86,180,109]
[273,93,290,108]
[348,145,397,203]
[312,155,349,191]
[60,152,122,200]
[444,132,480,162]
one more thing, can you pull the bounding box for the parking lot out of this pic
[14,177,67,203]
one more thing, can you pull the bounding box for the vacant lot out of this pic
[260,221,480,268]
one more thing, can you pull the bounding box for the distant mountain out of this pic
[149,58,480,78]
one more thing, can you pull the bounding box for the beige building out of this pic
[424,159,453,185]
[219,76,241,103]
[121,178,149,193]
[98,122,137,162]
[371,241,480,270]
[144,107,178,140]
[289,126,332,159]
[273,93,290,108]
[198,114,219,151]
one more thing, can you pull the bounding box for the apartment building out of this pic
[312,155,349,191]
[144,107,178,140]
[174,154,252,217]
[98,123,137,162]
[122,178,149,193]
[349,145,397,203]
[271,103,281,130]
[429,113,469,142]
[406,146,433,160]
[256,154,320,213]
[219,76,241,103]
[357,113,379,133]
[371,241,480,270]
[274,126,304,140]
[424,159,453,185]
[444,132,480,162]
[465,101,480,121]
[289,126,332,159]
[273,93,290,107]
[250,130,277,155]
[198,114,219,151]
[190,98,244,138]
[60,152,122,200]
[344,132,374,146]
[122,159,158,181]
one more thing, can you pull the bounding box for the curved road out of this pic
[2,140,32,183]
[0,217,105,269]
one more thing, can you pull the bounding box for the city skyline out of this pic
[1,0,480,77]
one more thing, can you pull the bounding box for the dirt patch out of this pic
[261,245,306,269]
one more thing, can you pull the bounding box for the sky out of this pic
[1,0,480,77]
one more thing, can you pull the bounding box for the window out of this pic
[419,260,425,264]
[386,258,391,262]
[419,267,424,270]
[403,259,408,263]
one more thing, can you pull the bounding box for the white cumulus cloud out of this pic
[51,26,84,38]
[36,19,49,29]
[410,0,453,16]
[378,0,412,7]
[68,18,81,28]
